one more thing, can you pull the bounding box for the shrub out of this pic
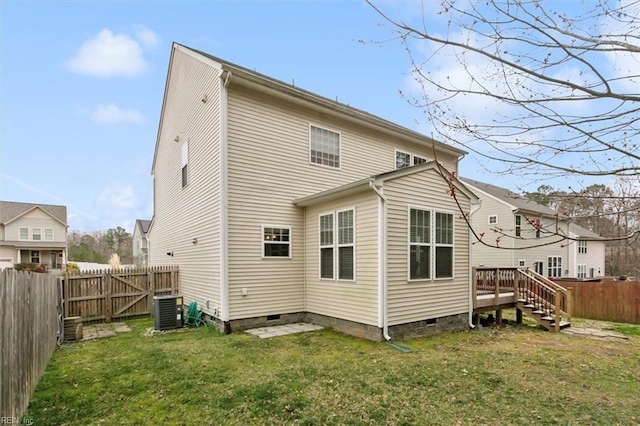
[14,263,47,273]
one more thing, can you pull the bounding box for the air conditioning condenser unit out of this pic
[154,295,184,330]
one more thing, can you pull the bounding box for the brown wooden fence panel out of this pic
[563,280,640,324]
[0,269,58,419]
[63,266,179,323]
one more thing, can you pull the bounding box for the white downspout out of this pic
[468,202,481,329]
[220,70,232,330]
[370,180,391,341]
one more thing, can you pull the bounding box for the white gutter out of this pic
[369,180,391,341]
[220,70,232,328]
[468,202,482,329]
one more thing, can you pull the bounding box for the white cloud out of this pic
[97,184,140,210]
[66,27,159,77]
[134,25,160,49]
[92,103,144,124]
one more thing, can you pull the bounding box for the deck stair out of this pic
[473,267,572,332]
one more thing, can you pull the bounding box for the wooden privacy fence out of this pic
[563,280,640,324]
[1,269,59,418]
[63,266,179,322]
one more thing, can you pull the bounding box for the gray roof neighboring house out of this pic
[459,178,559,217]
[136,219,152,234]
[569,223,605,240]
[0,201,67,226]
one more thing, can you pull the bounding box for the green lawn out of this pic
[26,318,640,425]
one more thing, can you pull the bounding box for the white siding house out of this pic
[149,43,479,340]
[0,201,67,271]
[461,179,605,279]
[133,219,151,266]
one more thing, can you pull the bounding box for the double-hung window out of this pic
[535,219,542,238]
[310,125,340,169]
[19,228,29,240]
[45,228,54,241]
[435,212,454,278]
[578,240,587,254]
[319,214,334,279]
[319,209,355,280]
[577,264,587,279]
[32,228,42,241]
[262,226,291,258]
[409,208,454,280]
[395,150,430,169]
[409,209,431,279]
[31,250,40,263]
[515,215,522,237]
[547,256,562,277]
[337,209,355,280]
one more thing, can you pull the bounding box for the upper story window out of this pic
[45,229,54,241]
[578,240,587,254]
[310,125,340,169]
[515,215,522,237]
[488,215,498,225]
[19,228,29,240]
[262,226,291,258]
[535,218,542,238]
[518,260,526,267]
[181,139,189,188]
[395,150,430,170]
[32,228,42,241]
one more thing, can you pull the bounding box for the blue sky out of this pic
[0,1,589,232]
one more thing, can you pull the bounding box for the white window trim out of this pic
[488,215,498,225]
[578,240,587,254]
[318,208,356,282]
[44,228,54,241]
[518,260,526,267]
[308,124,342,170]
[319,212,335,280]
[434,209,455,280]
[395,149,431,170]
[547,256,562,277]
[577,264,587,279]
[407,205,455,282]
[261,224,292,259]
[31,250,40,263]
[19,228,29,240]
[337,207,356,282]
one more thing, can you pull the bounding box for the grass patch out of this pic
[25,319,640,425]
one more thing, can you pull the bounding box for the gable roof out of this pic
[0,201,67,226]
[569,223,604,240]
[136,219,152,234]
[459,178,559,217]
[294,161,479,207]
[152,43,467,173]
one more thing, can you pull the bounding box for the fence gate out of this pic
[63,266,179,322]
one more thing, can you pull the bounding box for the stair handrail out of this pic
[518,268,572,320]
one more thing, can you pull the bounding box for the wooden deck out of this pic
[473,267,573,331]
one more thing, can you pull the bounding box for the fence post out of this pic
[104,271,111,323]
[147,268,155,313]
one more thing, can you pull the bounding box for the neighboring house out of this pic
[133,219,151,266]
[148,43,480,341]
[460,179,605,279]
[0,201,68,271]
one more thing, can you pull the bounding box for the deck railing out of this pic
[473,267,573,330]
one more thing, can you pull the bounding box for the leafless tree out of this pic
[368,0,640,179]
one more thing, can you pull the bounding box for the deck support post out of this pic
[516,308,522,324]
[496,309,502,325]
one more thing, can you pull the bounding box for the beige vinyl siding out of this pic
[226,84,458,320]
[303,191,379,326]
[468,193,516,267]
[4,209,66,243]
[384,171,471,325]
[149,47,222,315]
